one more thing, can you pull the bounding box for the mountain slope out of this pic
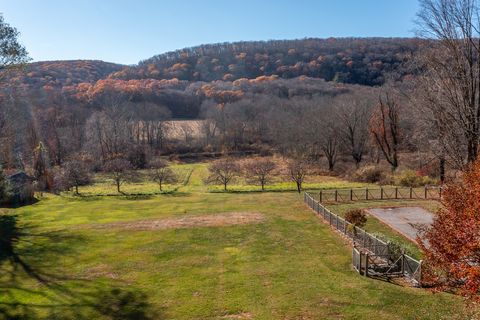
[111,38,421,86]
[1,60,125,90]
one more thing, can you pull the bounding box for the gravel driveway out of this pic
[367,207,434,243]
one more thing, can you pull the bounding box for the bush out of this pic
[345,209,367,228]
[353,165,386,183]
[396,170,438,187]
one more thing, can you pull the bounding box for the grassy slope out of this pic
[1,163,465,319]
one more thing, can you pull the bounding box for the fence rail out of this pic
[317,186,442,203]
[304,192,422,284]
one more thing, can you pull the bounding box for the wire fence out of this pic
[317,186,442,203]
[304,192,422,285]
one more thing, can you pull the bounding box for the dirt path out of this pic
[367,207,434,243]
[88,212,265,231]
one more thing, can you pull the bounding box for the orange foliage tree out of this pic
[420,159,480,298]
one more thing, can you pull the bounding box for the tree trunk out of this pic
[117,181,121,193]
[328,159,335,171]
[439,156,446,184]
[75,185,79,195]
[296,181,301,193]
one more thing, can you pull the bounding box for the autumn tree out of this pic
[207,158,240,191]
[243,158,276,191]
[148,159,177,191]
[287,159,309,193]
[103,158,134,193]
[369,93,402,171]
[420,159,480,298]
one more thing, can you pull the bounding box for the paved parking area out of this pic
[367,207,434,243]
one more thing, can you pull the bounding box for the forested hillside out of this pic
[0,38,423,119]
[1,60,124,90]
[114,38,421,85]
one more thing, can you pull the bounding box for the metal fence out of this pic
[317,186,442,203]
[304,192,422,284]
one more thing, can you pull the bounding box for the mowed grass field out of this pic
[0,163,467,319]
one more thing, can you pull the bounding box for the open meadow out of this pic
[0,162,467,319]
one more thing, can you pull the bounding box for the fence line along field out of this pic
[1,162,467,319]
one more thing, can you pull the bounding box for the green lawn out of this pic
[0,163,467,319]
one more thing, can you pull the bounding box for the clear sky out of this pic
[0,0,420,65]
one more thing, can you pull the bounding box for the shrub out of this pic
[353,165,385,183]
[345,209,367,228]
[396,170,438,187]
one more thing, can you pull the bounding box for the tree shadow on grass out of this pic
[0,215,161,319]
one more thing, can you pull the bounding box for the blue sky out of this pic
[0,0,420,65]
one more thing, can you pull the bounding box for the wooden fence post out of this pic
[381,187,384,200]
[365,253,369,277]
[366,188,369,200]
[395,187,398,199]
[350,189,353,201]
[418,260,423,285]
[424,186,428,199]
[335,190,338,202]
[409,187,413,199]
[319,190,322,203]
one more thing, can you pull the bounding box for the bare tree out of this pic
[369,93,401,171]
[243,158,276,191]
[148,159,177,191]
[416,0,480,166]
[85,93,133,162]
[33,142,51,191]
[207,158,240,191]
[319,120,339,171]
[103,158,134,193]
[287,159,309,193]
[336,93,373,168]
[63,160,92,194]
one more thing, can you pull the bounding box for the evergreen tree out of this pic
[0,166,11,204]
